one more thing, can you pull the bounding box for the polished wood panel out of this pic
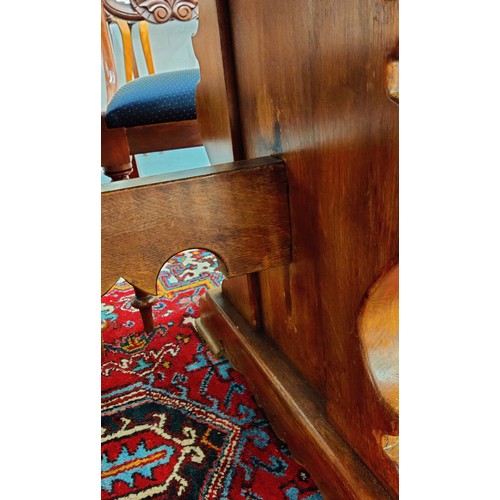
[193,0,242,164]
[198,289,392,500]
[102,157,291,295]
[220,273,261,330]
[195,0,399,496]
[193,0,262,329]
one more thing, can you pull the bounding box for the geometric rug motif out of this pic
[102,249,323,499]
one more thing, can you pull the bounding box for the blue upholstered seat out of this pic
[105,68,200,129]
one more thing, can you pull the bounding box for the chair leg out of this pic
[103,161,134,181]
[101,319,109,359]
[129,155,140,179]
[101,113,135,181]
[131,286,157,332]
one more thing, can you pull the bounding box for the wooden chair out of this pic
[101,0,201,334]
[101,0,202,181]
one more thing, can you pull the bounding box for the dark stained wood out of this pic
[220,274,261,330]
[101,157,291,296]
[195,0,399,496]
[126,119,203,155]
[227,0,330,397]
[102,120,200,181]
[198,288,392,500]
[193,0,262,330]
[193,0,242,164]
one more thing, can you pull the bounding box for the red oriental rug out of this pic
[101,249,323,500]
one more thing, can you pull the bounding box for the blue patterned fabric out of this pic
[105,68,199,129]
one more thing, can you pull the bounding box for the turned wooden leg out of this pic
[103,160,134,182]
[101,113,135,181]
[131,286,157,332]
[101,319,109,359]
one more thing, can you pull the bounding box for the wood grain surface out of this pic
[359,264,399,418]
[126,119,203,155]
[101,157,291,295]
[194,0,399,496]
[198,288,392,500]
[192,0,242,165]
[193,0,263,329]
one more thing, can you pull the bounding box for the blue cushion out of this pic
[105,68,199,129]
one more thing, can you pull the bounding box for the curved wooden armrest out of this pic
[359,263,399,418]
